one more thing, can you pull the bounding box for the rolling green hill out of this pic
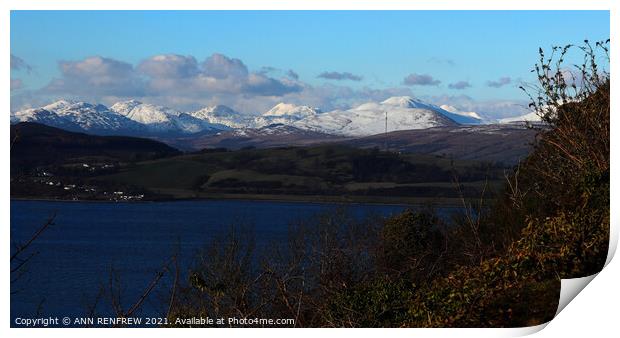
[97,145,507,202]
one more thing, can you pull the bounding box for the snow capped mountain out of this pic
[254,103,321,128]
[439,105,487,122]
[377,97,482,125]
[110,100,228,134]
[110,100,180,132]
[381,96,428,108]
[11,99,231,136]
[263,103,321,117]
[109,99,151,116]
[173,113,224,134]
[289,96,467,136]
[11,96,503,139]
[499,111,543,124]
[188,105,253,129]
[11,100,144,134]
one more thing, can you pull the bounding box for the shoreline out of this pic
[10,193,486,208]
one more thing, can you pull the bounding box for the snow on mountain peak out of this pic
[264,103,297,116]
[110,99,144,114]
[42,100,111,115]
[381,96,424,108]
[292,97,462,136]
[263,103,321,117]
[12,99,142,133]
[439,105,484,121]
[188,105,249,129]
[110,101,233,133]
[253,103,321,128]
[42,99,77,111]
[499,111,543,124]
[109,100,178,131]
[12,96,496,138]
[194,105,238,117]
[12,99,230,135]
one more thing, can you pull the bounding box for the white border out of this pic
[0,0,615,10]
[2,1,616,337]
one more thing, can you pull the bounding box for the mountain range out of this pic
[11,96,539,140]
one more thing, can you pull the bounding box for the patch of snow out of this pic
[499,111,543,123]
[291,96,466,136]
[110,100,178,132]
[440,105,485,121]
[189,105,253,129]
[12,99,143,133]
[254,103,321,128]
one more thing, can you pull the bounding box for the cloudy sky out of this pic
[10,10,609,118]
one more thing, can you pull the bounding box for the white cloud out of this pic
[203,53,249,79]
[44,56,145,97]
[36,53,302,108]
[138,54,199,79]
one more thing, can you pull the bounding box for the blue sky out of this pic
[10,10,609,117]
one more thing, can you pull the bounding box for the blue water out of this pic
[11,199,438,322]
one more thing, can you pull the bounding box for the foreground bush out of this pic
[405,40,609,327]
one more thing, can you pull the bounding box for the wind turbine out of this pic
[384,111,388,152]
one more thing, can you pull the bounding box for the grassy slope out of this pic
[97,145,506,201]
